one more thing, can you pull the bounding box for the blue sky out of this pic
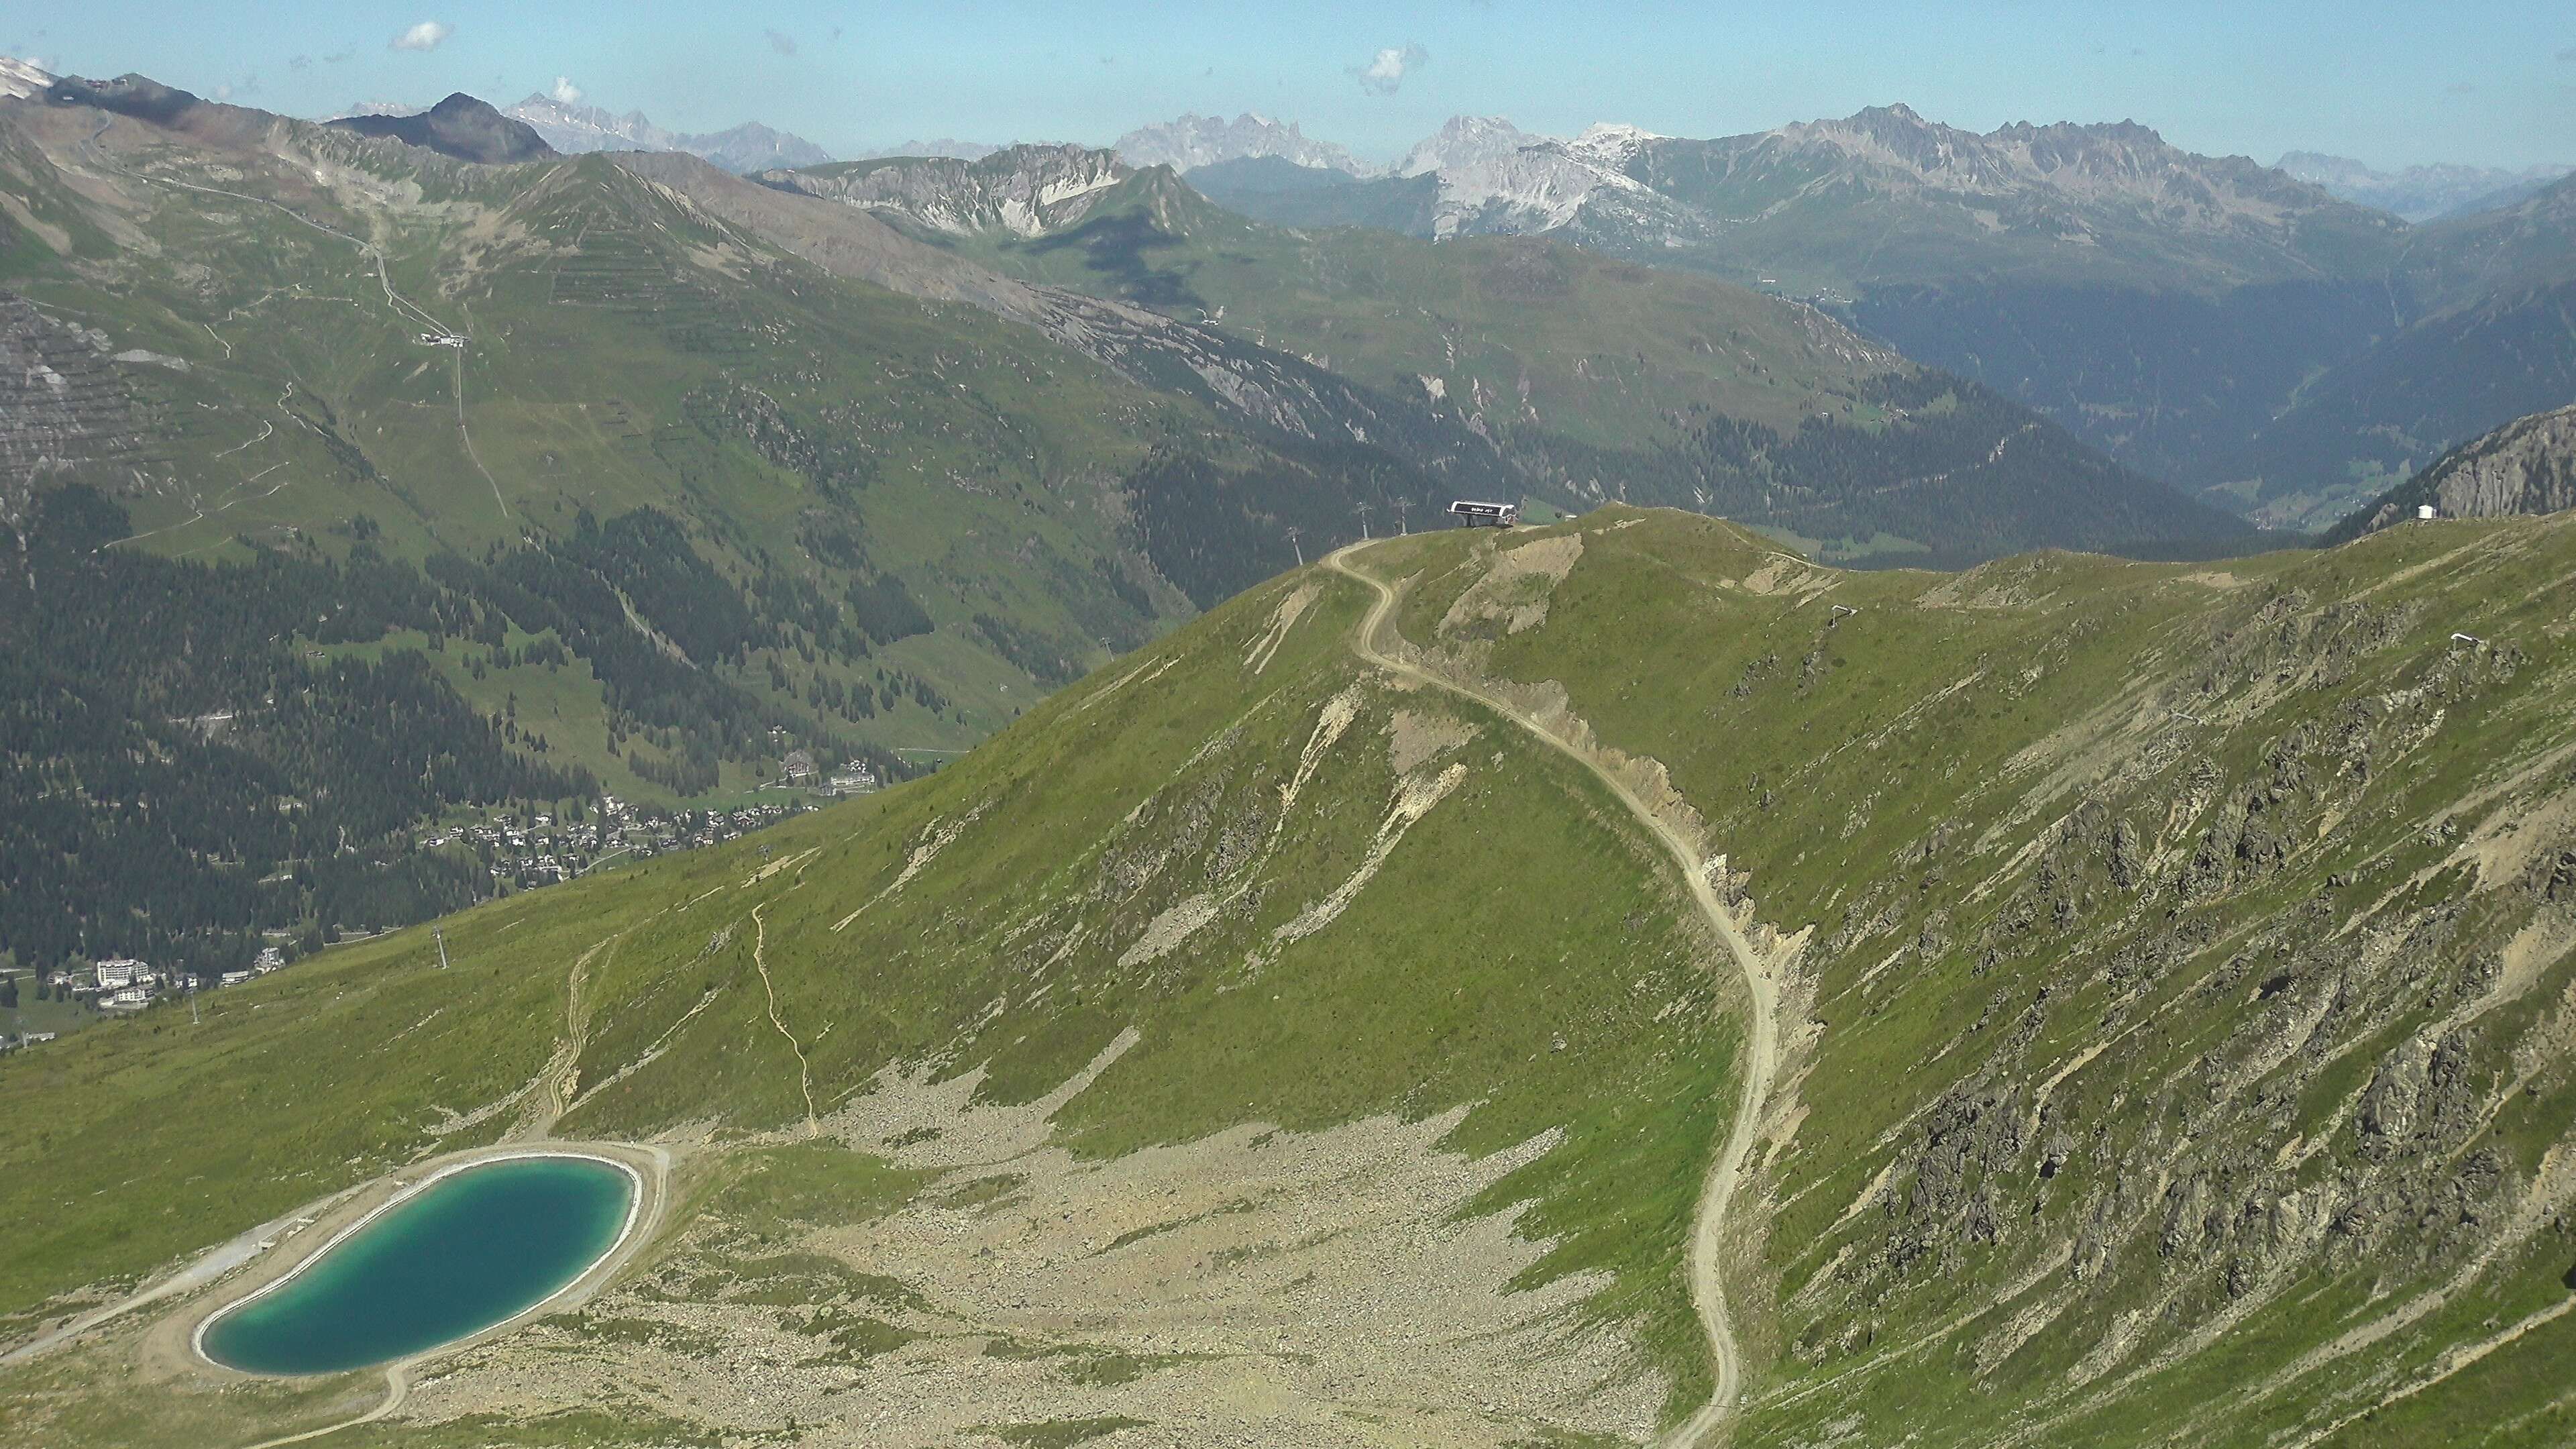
[9,3,2573,168]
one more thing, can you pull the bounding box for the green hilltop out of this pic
[5,504,2575,1447]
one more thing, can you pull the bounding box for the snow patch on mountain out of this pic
[0,56,54,101]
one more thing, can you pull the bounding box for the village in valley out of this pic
[0,754,879,1053]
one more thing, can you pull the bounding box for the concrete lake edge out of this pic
[190,1142,661,1378]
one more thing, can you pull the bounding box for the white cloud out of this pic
[549,76,583,105]
[1353,43,1428,97]
[391,21,452,52]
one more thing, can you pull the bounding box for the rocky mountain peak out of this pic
[1398,115,1549,178]
[327,92,556,165]
[1565,122,1664,168]
[1116,112,1377,178]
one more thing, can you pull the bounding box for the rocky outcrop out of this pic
[0,291,159,519]
[2328,402,2576,541]
[760,144,1130,237]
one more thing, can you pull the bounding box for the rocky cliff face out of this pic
[1623,103,2387,265]
[2330,403,2576,540]
[0,291,166,521]
[763,144,1131,237]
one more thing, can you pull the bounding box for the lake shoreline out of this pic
[139,1138,672,1389]
[194,1148,645,1375]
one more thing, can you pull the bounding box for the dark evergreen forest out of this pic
[0,488,910,979]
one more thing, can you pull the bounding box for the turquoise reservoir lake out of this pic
[199,1155,635,1375]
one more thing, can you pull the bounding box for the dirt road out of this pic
[1327,541,1778,1449]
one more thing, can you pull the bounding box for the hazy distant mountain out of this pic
[2277,150,2572,221]
[502,93,830,174]
[503,94,682,152]
[854,138,1002,162]
[1116,112,1378,176]
[324,100,427,121]
[686,121,833,174]
[328,93,555,165]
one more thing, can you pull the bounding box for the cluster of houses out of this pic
[23,946,287,1026]
[5,753,883,1054]
[416,777,853,890]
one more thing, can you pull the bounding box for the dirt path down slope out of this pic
[1326,541,1780,1449]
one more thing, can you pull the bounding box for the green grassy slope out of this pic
[1376,506,2576,1445]
[7,506,2575,1446]
[0,107,1178,762]
[0,537,1740,1444]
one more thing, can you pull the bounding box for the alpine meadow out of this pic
[5,13,2576,1449]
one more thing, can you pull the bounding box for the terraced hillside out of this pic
[5,506,2573,1448]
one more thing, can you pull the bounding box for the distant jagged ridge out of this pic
[2324,402,2576,543]
[2277,150,2573,222]
[1116,111,1381,178]
[501,93,832,174]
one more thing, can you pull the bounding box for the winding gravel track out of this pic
[1327,541,1778,1448]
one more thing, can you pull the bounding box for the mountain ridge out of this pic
[2324,402,2576,543]
[1116,111,1379,178]
[504,92,834,174]
[2278,149,2574,222]
[759,143,2260,564]
[8,504,2576,1447]
[323,92,556,165]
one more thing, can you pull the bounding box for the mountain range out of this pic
[0,70,1552,974]
[7,50,2576,1449]
[502,92,834,174]
[1115,111,1377,177]
[324,89,836,174]
[760,144,2255,565]
[2278,150,2574,222]
[1167,103,2576,533]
